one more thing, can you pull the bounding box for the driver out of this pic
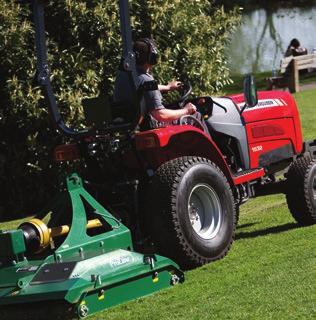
[114,38,197,128]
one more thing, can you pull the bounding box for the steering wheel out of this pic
[177,82,192,108]
[165,81,213,117]
[179,115,207,133]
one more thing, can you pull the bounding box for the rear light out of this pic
[135,134,160,150]
[54,143,80,162]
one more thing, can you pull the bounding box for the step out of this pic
[233,168,264,185]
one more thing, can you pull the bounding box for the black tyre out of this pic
[286,157,316,225]
[146,156,236,268]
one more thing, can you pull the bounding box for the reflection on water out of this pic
[226,6,316,74]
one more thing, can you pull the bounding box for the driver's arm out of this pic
[151,103,196,122]
[158,81,182,93]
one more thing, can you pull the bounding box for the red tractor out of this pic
[35,0,315,269]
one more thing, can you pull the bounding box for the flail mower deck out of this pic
[0,174,183,319]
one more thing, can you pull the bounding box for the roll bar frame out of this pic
[31,0,140,138]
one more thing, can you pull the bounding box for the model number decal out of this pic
[252,145,263,152]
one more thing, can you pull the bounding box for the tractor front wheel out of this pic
[146,157,236,268]
[286,157,316,225]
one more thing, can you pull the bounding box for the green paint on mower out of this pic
[0,174,184,319]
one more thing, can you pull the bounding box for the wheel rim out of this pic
[188,184,222,240]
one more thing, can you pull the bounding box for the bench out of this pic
[266,53,316,93]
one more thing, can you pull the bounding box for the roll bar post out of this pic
[118,0,139,89]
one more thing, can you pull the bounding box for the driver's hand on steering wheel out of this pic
[168,81,183,91]
[184,102,197,115]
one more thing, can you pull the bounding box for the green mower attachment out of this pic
[0,174,184,319]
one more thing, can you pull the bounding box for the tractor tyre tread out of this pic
[286,156,316,225]
[146,156,236,268]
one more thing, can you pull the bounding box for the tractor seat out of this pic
[82,95,138,131]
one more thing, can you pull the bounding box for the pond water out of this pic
[226,6,316,74]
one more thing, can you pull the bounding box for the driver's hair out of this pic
[134,40,150,65]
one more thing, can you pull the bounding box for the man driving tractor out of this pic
[114,38,197,128]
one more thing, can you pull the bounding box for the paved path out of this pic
[301,82,316,91]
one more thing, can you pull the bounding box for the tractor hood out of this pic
[228,90,303,153]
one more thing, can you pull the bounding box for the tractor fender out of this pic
[135,126,235,186]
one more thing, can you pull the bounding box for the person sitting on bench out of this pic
[284,38,307,57]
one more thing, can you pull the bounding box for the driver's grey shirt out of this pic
[114,67,164,112]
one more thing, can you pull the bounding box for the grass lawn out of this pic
[225,72,316,95]
[0,89,315,319]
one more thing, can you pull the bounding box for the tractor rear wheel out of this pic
[146,157,236,268]
[286,156,316,225]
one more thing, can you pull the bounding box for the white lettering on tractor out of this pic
[252,145,263,152]
[237,99,287,111]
